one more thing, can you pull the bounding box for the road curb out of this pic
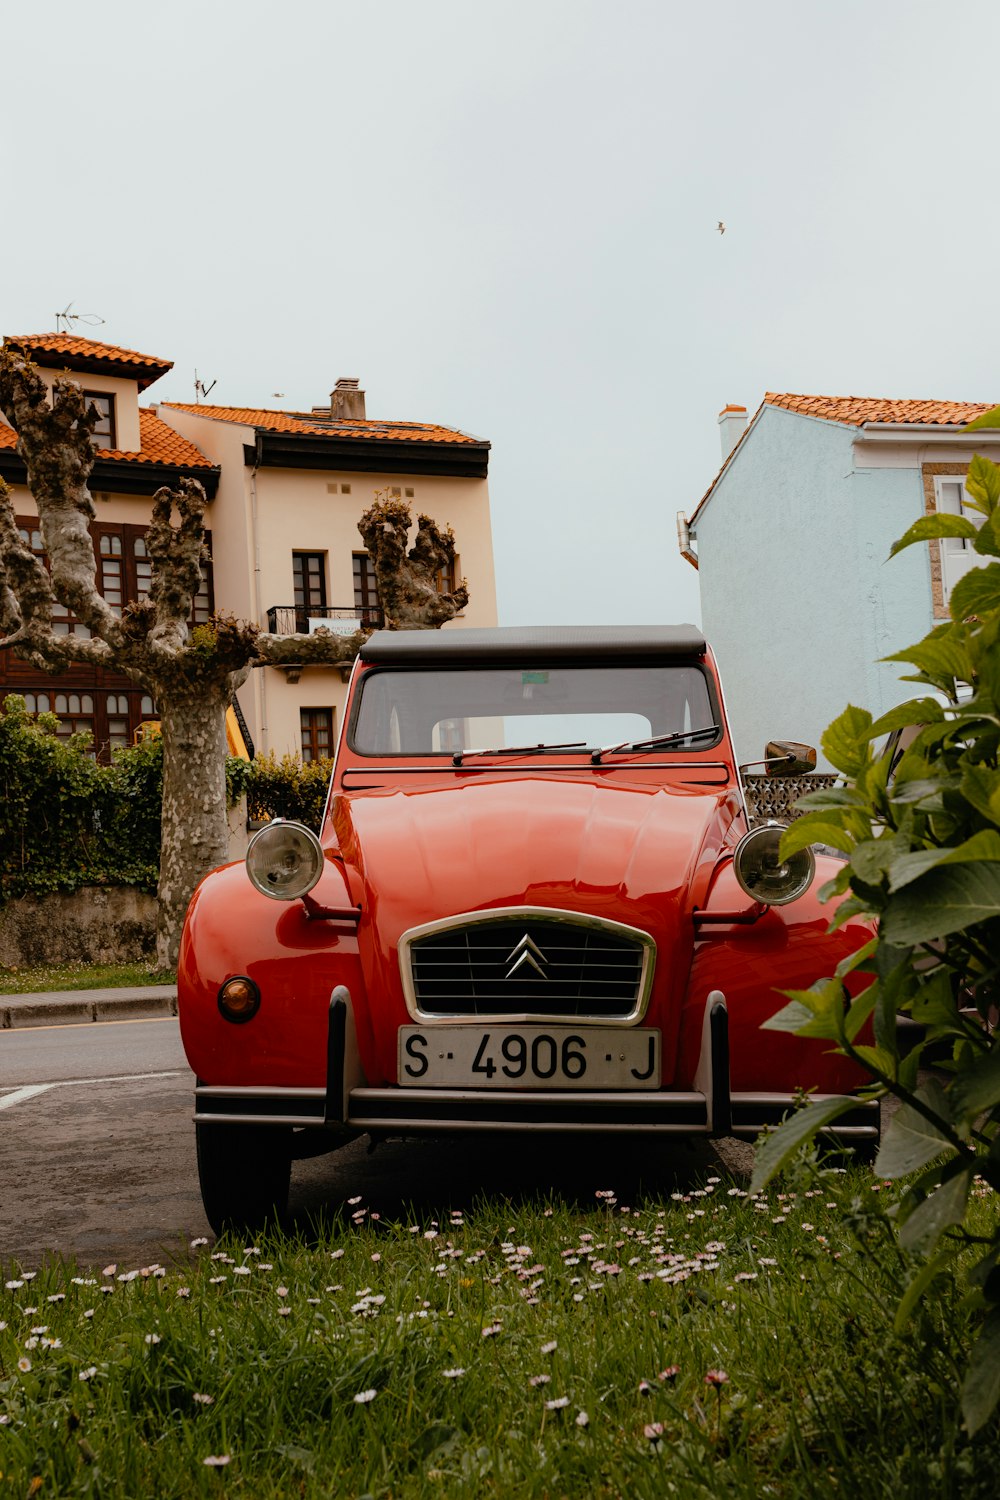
[0,988,178,1030]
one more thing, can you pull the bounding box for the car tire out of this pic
[195,1122,292,1236]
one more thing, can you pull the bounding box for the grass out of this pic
[1,1162,997,1497]
[0,961,175,995]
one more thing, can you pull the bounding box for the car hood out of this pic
[330,773,735,1074]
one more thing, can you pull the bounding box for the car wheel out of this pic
[195,1122,292,1236]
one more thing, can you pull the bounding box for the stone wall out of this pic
[744,773,837,825]
[0,887,156,969]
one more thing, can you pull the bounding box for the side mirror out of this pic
[763,740,817,778]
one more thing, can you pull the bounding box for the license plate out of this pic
[398,1026,661,1090]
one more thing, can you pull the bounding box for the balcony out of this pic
[265,603,384,636]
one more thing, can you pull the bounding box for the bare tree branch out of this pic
[358,493,469,629]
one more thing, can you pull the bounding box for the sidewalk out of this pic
[0,985,177,1030]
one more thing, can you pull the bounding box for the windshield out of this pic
[350,664,720,756]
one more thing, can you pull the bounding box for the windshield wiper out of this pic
[452,740,587,766]
[590,725,721,763]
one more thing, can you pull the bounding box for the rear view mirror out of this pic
[764,740,817,778]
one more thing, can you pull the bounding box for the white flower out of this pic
[41,1337,62,1349]
[442,1368,465,1379]
[545,1396,570,1410]
[203,1455,231,1467]
[190,1237,209,1248]
[347,1195,362,1205]
[276,1286,289,1297]
[330,1249,345,1260]
[46,1294,65,1303]
[277,1307,292,1317]
[529,1374,551,1387]
[354,1388,377,1404]
[101,1265,116,1278]
[17,1357,31,1372]
[541,1340,557,1354]
[575,1410,589,1427]
[83,1309,95,1319]
[193,1393,214,1405]
[5,1280,24,1290]
[79,1367,98,1382]
[481,1322,502,1338]
[176,1288,191,1298]
[144,1333,161,1345]
[232,1267,251,1277]
[209,1276,227,1285]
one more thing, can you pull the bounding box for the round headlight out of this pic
[246,820,324,901]
[732,823,815,907]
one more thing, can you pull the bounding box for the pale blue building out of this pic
[681,394,1000,766]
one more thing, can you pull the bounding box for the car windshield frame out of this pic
[346,660,725,760]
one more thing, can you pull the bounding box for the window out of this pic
[293,551,327,631]
[83,390,116,450]
[300,707,335,762]
[94,524,214,624]
[53,693,96,751]
[352,551,380,624]
[435,555,458,597]
[934,476,983,602]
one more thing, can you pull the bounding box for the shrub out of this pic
[245,752,332,831]
[752,451,1000,1433]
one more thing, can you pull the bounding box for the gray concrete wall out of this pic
[0,887,156,968]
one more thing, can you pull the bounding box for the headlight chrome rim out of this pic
[246,819,325,902]
[732,822,815,907]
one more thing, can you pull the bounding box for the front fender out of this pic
[177,856,377,1088]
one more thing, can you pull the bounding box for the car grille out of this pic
[403,913,654,1021]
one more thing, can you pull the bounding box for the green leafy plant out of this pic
[245,751,333,831]
[751,451,1000,1433]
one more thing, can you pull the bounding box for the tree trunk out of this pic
[156,687,231,970]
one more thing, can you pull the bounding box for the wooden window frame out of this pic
[300,706,335,762]
[82,389,117,450]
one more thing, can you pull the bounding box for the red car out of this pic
[178,626,876,1231]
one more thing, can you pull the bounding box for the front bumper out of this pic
[193,986,880,1141]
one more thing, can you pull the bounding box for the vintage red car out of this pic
[178,626,877,1232]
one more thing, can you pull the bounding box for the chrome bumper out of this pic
[193,987,880,1140]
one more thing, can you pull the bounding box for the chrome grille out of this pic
[401,909,654,1022]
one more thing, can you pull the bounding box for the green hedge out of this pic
[0,696,334,901]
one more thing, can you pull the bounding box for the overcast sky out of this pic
[5,1,998,629]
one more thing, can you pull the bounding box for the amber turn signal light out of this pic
[217,975,261,1024]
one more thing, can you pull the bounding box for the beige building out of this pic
[1,335,497,762]
[158,382,496,758]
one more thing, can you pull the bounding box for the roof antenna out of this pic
[55,301,105,332]
[194,369,217,403]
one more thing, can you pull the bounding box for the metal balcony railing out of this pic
[265,603,384,635]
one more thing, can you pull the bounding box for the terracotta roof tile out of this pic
[0,410,214,470]
[163,402,481,445]
[6,332,171,371]
[689,391,998,529]
[763,392,995,427]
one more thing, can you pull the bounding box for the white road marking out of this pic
[0,1084,56,1111]
[0,1070,184,1110]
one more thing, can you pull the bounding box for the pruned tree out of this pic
[359,492,468,628]
[0,349,468,966]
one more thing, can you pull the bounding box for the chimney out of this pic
[330,377,366,421]
[717,404,747,459]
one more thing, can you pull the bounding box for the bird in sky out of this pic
[717,221,726,235]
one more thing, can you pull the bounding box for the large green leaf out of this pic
[750,1096,859,1193]
[961,409,1000,434]
[951,1049,1000,1121]
[821,705,874,777]
[973,513,1000,558]
[763,978,847,1040]
[950,563,1000,622]
[868,699,946,738]
[875,1079,956,1177]
[843,981,879,1043]
[850,833,910,886]
[884,634,973,684]
[890,514,981,558]
[834,938,878,979]
[961,1307,1000,1435]
[898,1163,973,1255]
[887,831,1000,893]
[959,766,1000,828]
[795,786,868,811]
[779,815,856,859]
[965,453,1000,510]
[882,862,1000,944]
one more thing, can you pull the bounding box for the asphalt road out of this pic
[1,1018,749,1270]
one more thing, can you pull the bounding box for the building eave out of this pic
[0,449,220,499]
[244,429,491,479]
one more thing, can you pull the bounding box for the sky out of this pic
[4,0,999,630]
